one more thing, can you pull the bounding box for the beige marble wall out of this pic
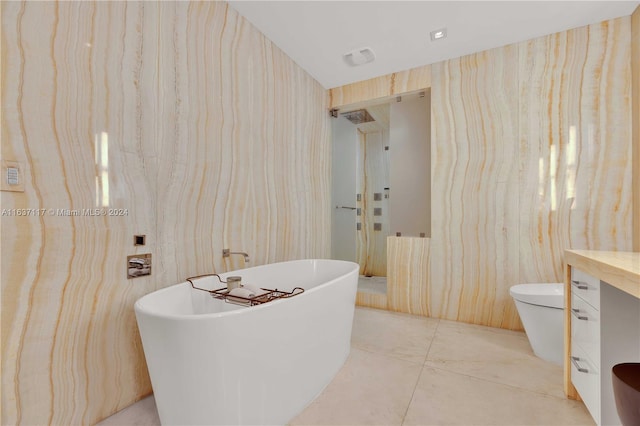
[1,2,330,425]
[430,44,522,328]
[355,291,388,310]
[633,6,640,251]
[335,17,633,329]
[387,236,430,316]
[518,19,632,283]
[329,65,431,110]
[432,17,631,330]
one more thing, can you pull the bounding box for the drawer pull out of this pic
[571,280,588,290]
[571,356,589,373]
[571,308,588,321]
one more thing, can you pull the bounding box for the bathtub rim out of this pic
[134,258,358,321]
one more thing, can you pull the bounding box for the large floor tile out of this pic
[98,309,591,426]
[290,347,422,426]
[403,366,594,426]
[351,307,439,363]
[425,319,565,398]
[96,395,160,426]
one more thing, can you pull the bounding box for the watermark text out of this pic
[2,208,129,217]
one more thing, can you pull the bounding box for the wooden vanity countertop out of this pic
[565,250,640,299]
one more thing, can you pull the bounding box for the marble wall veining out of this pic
[387,236,430,316]
[329,64,431,111]
[430,44,522,328]
[336,17,633,329]
[355,291,388,311]
[517,20,633,284]
[432,17,632,329]
[1,2,330,424]
[2,3,635,423]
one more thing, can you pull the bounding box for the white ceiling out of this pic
[229,1,639,89]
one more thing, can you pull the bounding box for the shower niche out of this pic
[331,90,431,295]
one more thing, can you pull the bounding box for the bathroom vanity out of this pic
[564,250,640,425]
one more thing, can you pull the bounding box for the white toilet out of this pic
[510,283,564,365]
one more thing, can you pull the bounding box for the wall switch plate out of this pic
[127,253,151,279]
[1,160,25,192]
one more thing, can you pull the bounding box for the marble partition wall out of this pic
[1,2,330,425]
[355,292,388,310]
[387,236,430,316]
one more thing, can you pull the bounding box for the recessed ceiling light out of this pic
[430,28,447,41]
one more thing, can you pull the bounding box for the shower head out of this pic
[341,109,375,125]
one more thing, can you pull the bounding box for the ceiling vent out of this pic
[343,47,376,67]
[341,109,375,124]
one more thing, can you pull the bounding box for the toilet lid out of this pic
[510,283,564,309]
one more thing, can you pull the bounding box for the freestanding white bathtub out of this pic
[134,259,358,425]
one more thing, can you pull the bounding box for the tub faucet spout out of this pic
[222,249,250,263]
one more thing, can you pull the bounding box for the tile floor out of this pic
[98,307,594,426]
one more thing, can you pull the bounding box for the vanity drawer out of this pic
[571,343,600,423]
[570,293,600,366]
[570,268,600,310]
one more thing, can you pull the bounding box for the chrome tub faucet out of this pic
[222,249,250,263]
